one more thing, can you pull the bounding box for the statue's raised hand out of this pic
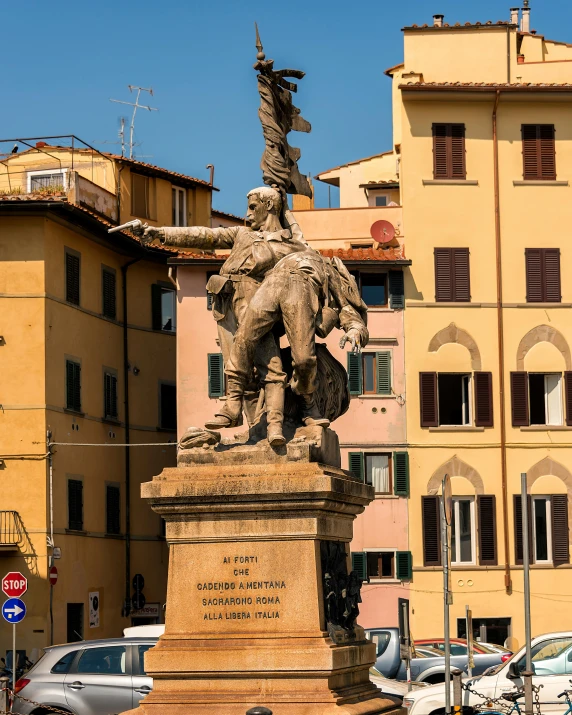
[138,225,164,245]
[339,328,361,354]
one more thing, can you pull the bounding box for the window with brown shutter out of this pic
[565,372,572,427]
[434,248,470,302]
[474,372,493,427]
[522,124,556,180]
[510,372,529,426]
[422,496,441,566]
[514,494,533,565]
[478,495,497,566]
[420,372,438,427]
[433,124,466,179]
[525,248,561,303]
[551,494,570,566]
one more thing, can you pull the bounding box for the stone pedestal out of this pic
[128,460,400,714]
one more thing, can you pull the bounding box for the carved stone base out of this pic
[178,420,341,468]
[124,461,399,714]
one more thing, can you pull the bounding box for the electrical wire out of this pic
[48,442,176,447]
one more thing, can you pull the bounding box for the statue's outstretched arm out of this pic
[138,224,240,250]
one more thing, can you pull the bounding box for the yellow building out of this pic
[313,8,572,648]
[0,137,216,655]
[396,9,572,648]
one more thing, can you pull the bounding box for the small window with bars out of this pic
[106,485,121,535]
[68,479,84,531]
[432,124,466,180]
[65,250,80,306]
[102,267,117,319]
[159,382,177,431]
[66,360,81,412]
[104,371,118,420]
[525,248,561,303]
[434,248,470,302]
[522,124,556,180]
[29,170,67,192]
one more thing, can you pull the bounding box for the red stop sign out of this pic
[49,566,58,587]
[2,572,27,598]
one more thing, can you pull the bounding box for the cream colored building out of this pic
[0,138,216,654]
[396,8,572,648]
[311,6,572,649]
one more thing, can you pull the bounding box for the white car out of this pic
[403,631,572,715]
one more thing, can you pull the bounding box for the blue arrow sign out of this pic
[2,598,26,623]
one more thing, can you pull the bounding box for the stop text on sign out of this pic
[2,572,28,598]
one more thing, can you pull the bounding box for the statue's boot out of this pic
[265,382,286,447]
[204,378,243,430]
[301,394,330,428]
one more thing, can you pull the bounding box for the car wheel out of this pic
[32,709,73,715]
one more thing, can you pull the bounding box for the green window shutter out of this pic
[208,353,225,398]
[393,452,410,496]
[347,352,363,395]
[376,351,392,395]
[396,551,413,581]
[351,552,367,580]
[348,452,364,482]
[389,270,405,310]
[151,284,163,330]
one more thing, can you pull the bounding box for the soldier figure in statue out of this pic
[129,24,369,448]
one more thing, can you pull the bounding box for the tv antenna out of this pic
[110,86,158,159]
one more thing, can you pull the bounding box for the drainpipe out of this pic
[47,429,54,645]
[492,90,512,595]
[121,258,140,618]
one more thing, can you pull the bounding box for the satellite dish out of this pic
[370,220,395,244]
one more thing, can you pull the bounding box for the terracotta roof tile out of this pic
[400,81,572,90]
[103,152,217,190]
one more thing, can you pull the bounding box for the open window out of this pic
[437,373,471,426]
[529,373,563,426]
[451,497,475,565]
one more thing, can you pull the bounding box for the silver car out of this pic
[13,637,156,715]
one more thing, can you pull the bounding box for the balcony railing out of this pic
[0,511,24,551]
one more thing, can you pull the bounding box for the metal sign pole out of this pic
[466,606,474,678]
[521,472,533,715]
[12,623,16,694]
[441,492,451,715]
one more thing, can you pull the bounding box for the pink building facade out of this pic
[171,202,410,629]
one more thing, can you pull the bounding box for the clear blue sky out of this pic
[2,0,569,215]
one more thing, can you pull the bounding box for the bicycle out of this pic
[557,682,572,715]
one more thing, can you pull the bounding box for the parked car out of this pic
[402,631,572,715]
[12,636,157,715]
[366,627,505,684]
[415,639,505,656]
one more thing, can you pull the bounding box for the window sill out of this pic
[64,408,84,417]
[520,425,572,431]
[374,493,400,500]
[513,180,569,186]
[428,426,485,432]
[352,394,396,400]
[422,179,479,186]
[367,578,402,585]
[65,528,86,535]
[102,417,120,426]
[366,307,392,312]
[104,532,124,539]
